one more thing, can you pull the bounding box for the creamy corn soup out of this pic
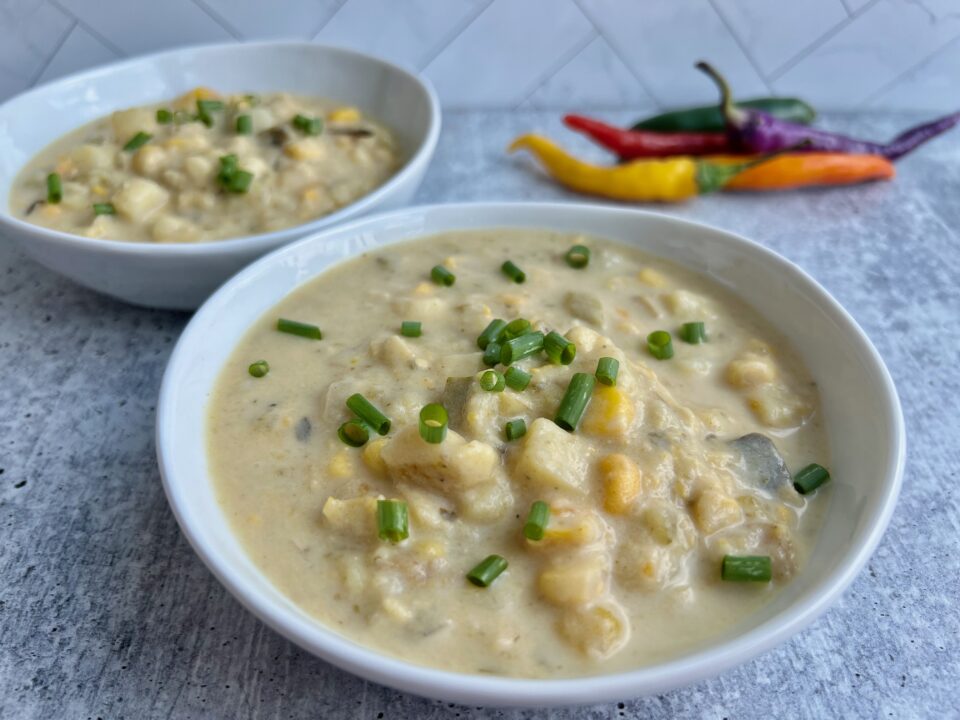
[207,229,830,678]
[10,89,400,243]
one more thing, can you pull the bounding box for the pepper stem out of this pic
[695,141,811,194]
[695,61,744,126]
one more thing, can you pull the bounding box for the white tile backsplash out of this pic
[0,0,958,111]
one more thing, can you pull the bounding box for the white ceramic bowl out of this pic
[157,203,904,706]
[0,42,439,309]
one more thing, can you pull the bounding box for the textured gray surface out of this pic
[1,111,958,719]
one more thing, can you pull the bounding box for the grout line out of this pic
[513,29,598,109]
[191,0,243,41]
[860,33,960,108]
[309,0,351,39]
[28,19,76,86]
[571,0,664,108]
[417,0,496,72]
[768,0,881,81]
[48,0,127,57]
[708,0,774,90]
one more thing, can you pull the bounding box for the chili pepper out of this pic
[708,153,895,191]
[508,134,789,202]
[564,114,731,158]
[631,97,815,132]
[698,62,960,160]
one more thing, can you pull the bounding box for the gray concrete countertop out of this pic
[1,111,957,719]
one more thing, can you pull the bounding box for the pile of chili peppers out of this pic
[509,62,960,202]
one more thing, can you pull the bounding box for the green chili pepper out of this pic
[631,98,816,133]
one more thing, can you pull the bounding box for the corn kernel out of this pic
[582,385,636,441]
[691,489,743,534]
[327,450,353,479]
[175,86,219,108]
[598,453,642,514]
[638,267,668,287]
[412,281,434,296]
[725,355,776,390]
[414,539,446,559]
[362,438,388,475]
[328,106,362,123]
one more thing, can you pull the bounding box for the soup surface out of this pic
[10,89,400,243]
[207,229,830,678]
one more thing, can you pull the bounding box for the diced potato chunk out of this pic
[371,334,420,371]
[748,384,812,428]
[532,508,603,549]
[362,438,389,475]
[558,599,630,659]
[538,553,608,607]
[725,354,777,390]
[515,418,591,495]
[598,453,642,514]
[564,291,604,326]
[113,178,169,220]
[132,145,167,177]
[322,496,377,539]
[691,489,743,534]
[110,108,157,142]
[581,385,637,441]
[151,214,198,243]
[381,426,498,492]
[661,289,715,318]
[70,144,114,172]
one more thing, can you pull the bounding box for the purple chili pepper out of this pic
[696,61,960,161]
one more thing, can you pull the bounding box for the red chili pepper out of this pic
[563,114,732,159]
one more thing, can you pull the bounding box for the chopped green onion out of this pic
[46,173,62,204]
[466,554,508,587]
[505,418,527,442]
[346,393,391,435]
[477,319,507,350]
[92,202,115,216]
[225,169,253,193]
[647,330,674,360]
[544,331,576,365]
[430,265,455,286]
[482,341,502,367]
[156,108,173,124]
[523,500,549,540]
[197,99,224,127]
[680,321,707,344]
[293,113,323,135]
[400,320,422,337]
[565,244,590,268]
[173,109,195,124]
[554,372,595,432]
[502,318,531,340]
[479,370,505,392]
[504,366,531,391]
[793,463,831,495]
[236,114,253,135]
[721,555,772,582]
[122,131,152,152]
[595,357,619,386]
[501,260,526,283]
[337,419,370,447]
[276,318,322,340]
[500,331,544,365]
[219,154,238,175]
[247,360,269,378]
[377,499,409,543]
[419,404,448,444]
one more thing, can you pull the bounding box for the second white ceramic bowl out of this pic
[0,42,440,309]
[157,202,904,706]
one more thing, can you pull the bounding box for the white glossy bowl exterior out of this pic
[0,42,440,309]
[157,203,905,707]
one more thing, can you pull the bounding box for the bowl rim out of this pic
[0,40,441,257]
[156,201,905,706]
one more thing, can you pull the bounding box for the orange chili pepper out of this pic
[710,153,895,191]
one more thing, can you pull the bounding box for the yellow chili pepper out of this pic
[508,134,774,203]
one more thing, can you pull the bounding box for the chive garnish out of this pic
[156,108,173,124]
[647,330,674,360]
[122,131,152,152]
[92,202,116,216]
[680,321,707,344]
[502,318,531,340]
[554,372,595,432]
[419,404,448,444]
[504,366,531,391]
[721,555,772,582]
[346,393,391,436]
[46,173,62,204]
[505,418,527,442]
[400,320,422,337]
[482,341,502,367]
[248,360,269,378]
[430,265,455,286]
[236,114,253,135]
[500,331,544,365]
[467,554,508,587]
[565,244,590,268]
[477,319,507,350]
[523,500,549,540]
[226,169,253,193]
[479,370,505,392]
[377,499,409,543]
[501,260,526,283]
[292,114,323,135]
[337,419,370,447]
[595,357,619,386]
[197,99,224,127]
[793,463,831,495]
[276,318,322,340]
[543,331,576,365]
